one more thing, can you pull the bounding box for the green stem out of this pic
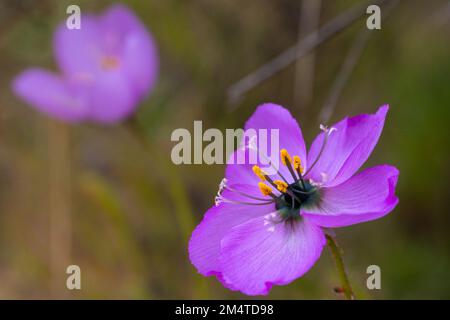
[326,234,355,300]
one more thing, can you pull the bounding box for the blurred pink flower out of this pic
[13,4,158,123]
[189,103,399,295]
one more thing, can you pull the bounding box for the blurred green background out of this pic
[0,0,449,299]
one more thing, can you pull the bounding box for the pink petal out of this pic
[100,4,159,98]
[121,31,159,99]
[219,216,326,295]
[225,147,270,187]
[226,103,307,186]
[189,186,274,279]
[99,4,148,45]
[53,16,103,77]
[54,5,149,76]
[53,5,157,123]
[85,71,136,123]
[303,165,399,228]
[12,68,89,122]
[306,105,389,187]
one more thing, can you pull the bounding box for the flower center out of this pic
[100,56,120,71]
[251,148,321,220]
[275,180,320,219]
[214,124,336,222]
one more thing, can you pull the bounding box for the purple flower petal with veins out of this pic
[189,103,399,296]
[12,4,158,124]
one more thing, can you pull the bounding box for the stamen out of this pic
[215,179,276,206]
[258,182,281,201]
[253,165,286,196]
[257,181,290,207]
[265,158,290,184]
[280,149,300,184]
[304,125,337,176]
[215,195,274,206]
[252,165,266,181]
[258,182,273,196]
[293,156,304,175]
[246,142,289,184]
[216,178,273,204]
[272,176,303,205]
[218,178,228,194]
[274,180,288,193]
[280,149,292,166]
[293,155,306,189]
[223,185,271,202]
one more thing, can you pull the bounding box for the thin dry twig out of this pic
[319,0,400,123]
[227,0,392,107]
[431,1,450,27]
[319,28,373,123]
[294,0,322,110]
[48,120,71,298]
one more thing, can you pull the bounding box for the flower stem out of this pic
[325,234,355,300]
[48,119,71,298]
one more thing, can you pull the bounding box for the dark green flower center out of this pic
[275,180,320,219]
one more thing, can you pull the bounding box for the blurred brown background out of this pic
[0,0,449,299]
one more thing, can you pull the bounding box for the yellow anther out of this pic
[293,156,304,174]
[252,165,266,181]
[280,149,292,166]
[274,180,288,193]
[258,182,273,196]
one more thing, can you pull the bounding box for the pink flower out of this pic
[12,4,158,123]
[189,103,399,295]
